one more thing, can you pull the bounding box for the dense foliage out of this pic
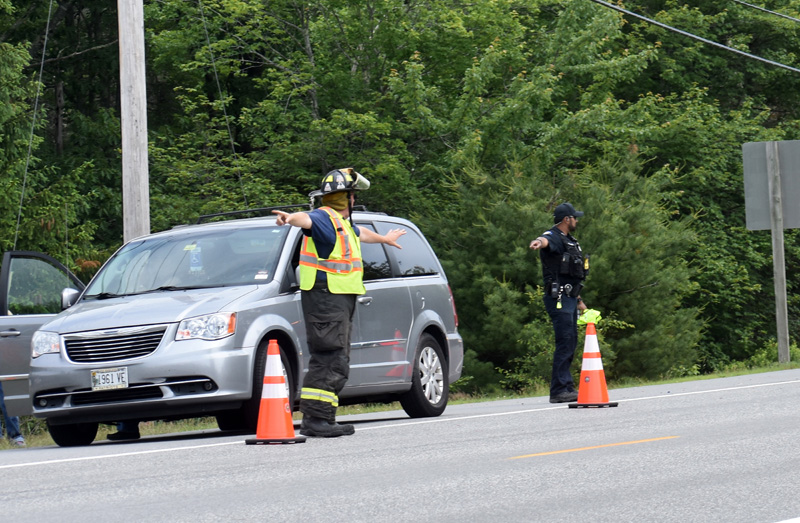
[2,0,799,391]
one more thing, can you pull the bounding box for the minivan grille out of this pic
[65,327,167,363]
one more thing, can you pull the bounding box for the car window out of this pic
[374,222,439,276]
[5,256,74,315]
[358,224,393,281]
[86,226,289,295]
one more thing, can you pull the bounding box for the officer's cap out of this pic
[554,202,584,222]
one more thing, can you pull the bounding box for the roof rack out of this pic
[196,203,311,224]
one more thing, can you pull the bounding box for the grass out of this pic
[4,361,798,450]
[0,418,222,451]
[0,403,408,450]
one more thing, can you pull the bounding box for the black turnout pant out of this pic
[299,287,356,421]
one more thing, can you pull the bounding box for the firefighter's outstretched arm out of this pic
[272,210,312,229]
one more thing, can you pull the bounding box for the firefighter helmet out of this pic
[310,168,370,199]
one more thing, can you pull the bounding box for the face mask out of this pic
[321,191,349,210]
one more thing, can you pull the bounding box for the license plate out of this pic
[91,367,129,391]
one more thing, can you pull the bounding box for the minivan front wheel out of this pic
[47,420,99,447]
[400,333,449,418]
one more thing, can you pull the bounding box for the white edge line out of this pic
[3,378,798,470]
[0,441,241,470]
[356,378,800,430]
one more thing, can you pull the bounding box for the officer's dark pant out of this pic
[300,287,356,421]
[543,294,579,396]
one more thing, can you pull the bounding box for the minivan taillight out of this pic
[448,285,458,327]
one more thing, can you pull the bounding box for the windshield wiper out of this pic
[146,285,211,293]
[86,285,221,299]
[84,292,130,300]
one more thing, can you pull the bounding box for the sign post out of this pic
[743,140,800,363]
[765,142,789,363]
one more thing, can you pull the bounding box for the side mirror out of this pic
[293,266,301,290]
[61,288,81,310]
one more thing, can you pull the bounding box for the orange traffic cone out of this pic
[568,322,618,408]
[245,339,306,444]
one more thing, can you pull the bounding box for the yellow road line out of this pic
[509,436,679,460]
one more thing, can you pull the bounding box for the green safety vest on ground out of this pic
[298,207,365,295]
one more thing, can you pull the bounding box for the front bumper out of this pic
[29,325,255,425]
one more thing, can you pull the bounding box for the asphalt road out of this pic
[2,369,800,523]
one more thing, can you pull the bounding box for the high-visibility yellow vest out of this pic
[298,207,365,294]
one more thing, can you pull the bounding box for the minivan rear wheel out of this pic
[400,333,448,418]
[47,420,99,447]
[216,339,295,432]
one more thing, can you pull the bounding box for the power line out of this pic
[732,0,800,24]
[15,0,56,251]
[197,0,248,207]
[586,0,800,74]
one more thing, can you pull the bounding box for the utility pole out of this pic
[118,0,150,242]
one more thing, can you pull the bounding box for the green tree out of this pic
[2,0,799,388]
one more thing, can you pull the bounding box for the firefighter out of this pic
[529,202,589,403]
[273,168,405,437]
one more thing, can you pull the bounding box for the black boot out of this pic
[330,420,355,436]
[300,416,346,438]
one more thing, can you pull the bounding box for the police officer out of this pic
[273,168,405,437]
[529,202,589,403]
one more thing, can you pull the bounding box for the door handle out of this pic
[357,296,373,305]
[0,329,21,337]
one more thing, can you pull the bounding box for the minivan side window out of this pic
[374,223,439,276]
[6,256,72,315]
[358,224,393,281]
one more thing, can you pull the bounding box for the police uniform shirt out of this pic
[539,226,583,287]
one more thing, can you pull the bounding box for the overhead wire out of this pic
[197,0,248,207]
[17,0,249,256]
[15,0,56,251]
[586,0,800,74]
[731,0,800,24]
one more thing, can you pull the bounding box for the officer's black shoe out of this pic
[107,430,140,441]
[549,390,579,403]
[300,416,346,438]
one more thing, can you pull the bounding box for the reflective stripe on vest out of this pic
[299,207,365,294]
[300,387,339,407]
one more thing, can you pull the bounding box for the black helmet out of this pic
[310,168,370,198]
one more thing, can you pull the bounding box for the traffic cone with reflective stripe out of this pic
[245,339,306,444]
[569,322,618,408]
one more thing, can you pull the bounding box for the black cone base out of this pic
[245,436,307,444]
[568,402,618,409]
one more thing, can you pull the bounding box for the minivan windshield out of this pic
[85,226,289,298]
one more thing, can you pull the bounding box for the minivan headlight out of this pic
[176,312,236,341]
[32,331,61,358]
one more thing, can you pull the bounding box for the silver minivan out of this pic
[25,210,463,446]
